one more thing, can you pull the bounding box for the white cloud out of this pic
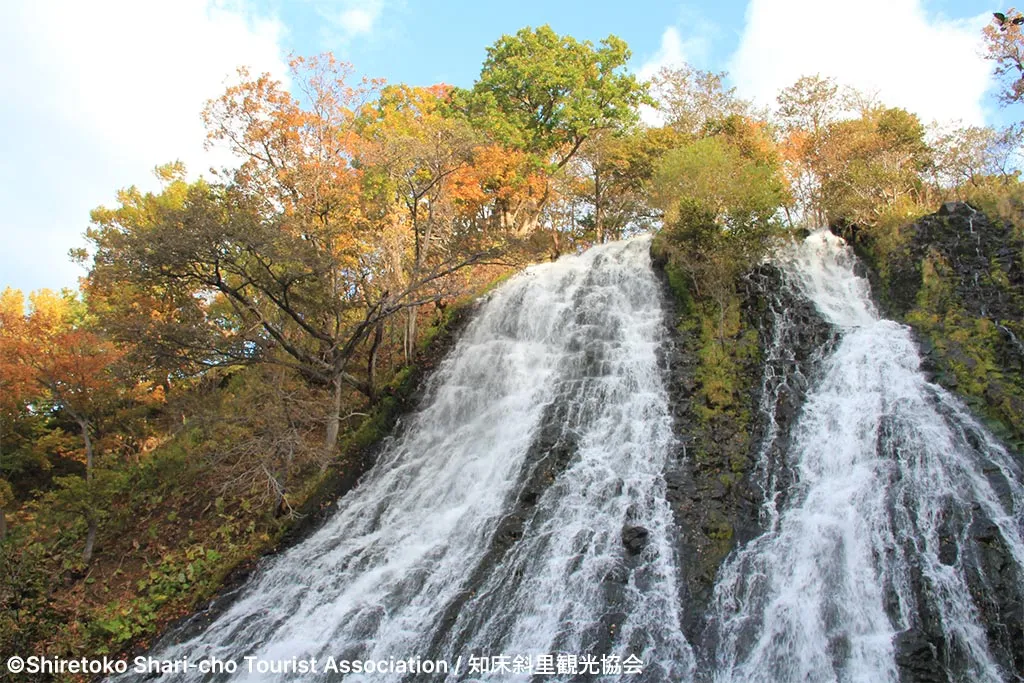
[638,27,690,82]
[636,27,697,127]
[338,7,377,36]
[0,0,289,292]
[728,0,993,126]
[635,17,721,127]
[317,0,385,42]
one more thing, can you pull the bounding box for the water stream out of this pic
[704,231,1024,682]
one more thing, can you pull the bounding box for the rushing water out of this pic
[705,231,1024,682]
[123,232,1024,682]
[128,236,691,682]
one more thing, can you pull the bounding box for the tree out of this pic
[776,74,840,135]
[930,123,1022,190]
[650,64,751,135]
[0,289,123,564]
[88,181,405,452]
[570,127,678,242]
[456,26,648,235]
[984,9,1024,106]
[466,25,646,165]
[202,55,375,222]
[0,289,35,490]
[652,133,788,335]
[813,107,931,225]
[445,143,549,235]
[356,84,481,360]
[79,165,217,387]
[652,135,786,238]
[88,58,508,453]
[775,75,842,226]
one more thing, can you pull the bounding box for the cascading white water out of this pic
[119,230,1023,683]
[705,231,1024,682]
[125,236,690,682]
[434,240,693,681]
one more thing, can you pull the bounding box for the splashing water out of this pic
[705,231,1024,682]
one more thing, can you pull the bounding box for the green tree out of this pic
[464,25,647,167]
[87,181,368,453]
[652,135,786,235]
[652,133,788,336]
[570,127,679,242]
[79,164,213,387]
[456,26,648,237]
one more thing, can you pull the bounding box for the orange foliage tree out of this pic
[0,289,124,562]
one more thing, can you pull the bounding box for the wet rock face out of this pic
[741,265,838,518]
[883,202,1024,321]
[903,205,1024,434]
[893,629,947,683]
[968,515,1024,676]
[653,260,834,646]
[621,525,650,555]
[854,202,1024,407]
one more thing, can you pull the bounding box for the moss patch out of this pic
[851,202,1024,448]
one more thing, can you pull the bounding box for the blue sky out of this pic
[0,0,1009,294]
[270,0,993,90]
[278,1,728,85]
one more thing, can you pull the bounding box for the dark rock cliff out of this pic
[652,255,834,650]
[656,209,1024,679]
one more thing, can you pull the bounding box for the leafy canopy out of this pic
[461,25,648,168]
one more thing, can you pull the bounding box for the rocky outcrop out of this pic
[872,202,1023,320]
[653,258,834,647]
[844,201,1024,446]
[658,214,1024,679]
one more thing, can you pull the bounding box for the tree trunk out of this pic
[405,308,418,364]
[512,182,550,236]
[594,168,603,243]
[324,375,344,456]
[404,195,427,365]
[367,321,384,403]
[79,418,97,566]
[83,518,97,566]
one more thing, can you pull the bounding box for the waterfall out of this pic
[705,231,1024,682]
[118,231,1024,682]
[125,236,692,682]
